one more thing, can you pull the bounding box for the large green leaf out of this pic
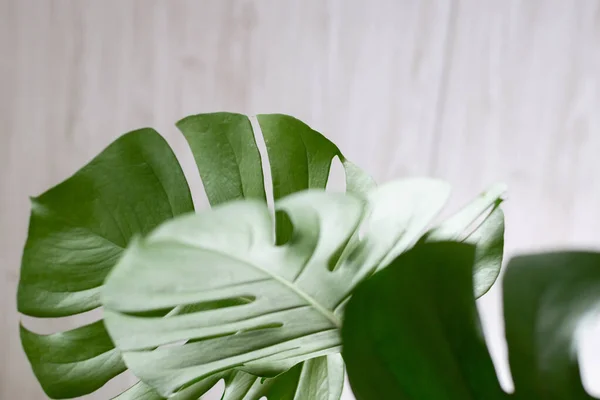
[17,129,194,398]
[102,191,362,397]
[18,112,505,399]
[342,242,600,400]
[102,176,505,397]
[17,113,366,399]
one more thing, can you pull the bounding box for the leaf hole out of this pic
[122,296,256,318]
[184,323,282,346]
[238,322,284,334]
[170,296,256,316]
[250,115,275,213]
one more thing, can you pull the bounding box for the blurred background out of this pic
[2,0,600,398]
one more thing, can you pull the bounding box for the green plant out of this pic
[342,241,600,400]
[18,113,505,399]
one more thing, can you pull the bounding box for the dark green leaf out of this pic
[257,114,370,244]
[17,128,194,398]
[20,321,126,399]
[177,112,266,206]
[504,252,600,399]
[342,242,505,400]
[343,243,600,400]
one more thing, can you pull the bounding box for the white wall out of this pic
[2,1,600,398]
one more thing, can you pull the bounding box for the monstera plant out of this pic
[343,242,600,400]
[17,113,505,399]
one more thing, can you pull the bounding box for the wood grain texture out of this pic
[430,0,600,393]
[1,0,599,399]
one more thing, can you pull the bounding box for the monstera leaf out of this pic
[17,113,368,399]
[17,129,194,399]
[342,242,600,400]
[18,112,505,399]
[102,176,505,397]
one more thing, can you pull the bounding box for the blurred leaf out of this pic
[343,242,600,400]
[504,252,600,399]
[342,242,504,400]
[102,190,364,397]
[423,183,506,297]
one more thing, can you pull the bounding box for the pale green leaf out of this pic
[340,158,376,195]
[102,178,472,397]
[112,381,163,400]
[424,183,507,242]
[221,354,344,400]
[357,178,452,272]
